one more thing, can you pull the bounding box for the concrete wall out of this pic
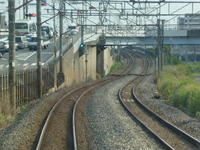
[57,36,116,88]
[103,47,114,75]
[0,34,115,115]
[97,49,104,76]
[146,29,188,37]
[86,46,97,80]
[97,46,115,76]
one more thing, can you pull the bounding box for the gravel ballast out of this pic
[0,54,199,149]
[82,76,164,149]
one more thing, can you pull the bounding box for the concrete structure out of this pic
[57,32,116,89]
[145,29,187,37]
[0,31,116,115]
[178,14,200,30]
[0,14,6,29]
[105,36,200,46]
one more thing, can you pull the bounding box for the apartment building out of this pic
[177,14,200,30]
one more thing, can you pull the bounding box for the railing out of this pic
[0,29,88,115]
[0,61,55,115]
[0,29,8,36]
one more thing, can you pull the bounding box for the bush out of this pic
[96,73,101,79]
[186,85,200,114]
[0,115,13,130]
[158,66,193,96]
[158,65,200,116]
[187,63,200,73]
[108,62,123,75]
[196,111,200,118]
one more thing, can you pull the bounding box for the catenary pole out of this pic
[157,19,161,76]
[59,0,63,73]
[53,0,57,90]
[161,20,164,71]
[23,0,25,19]
[57,0,65,87]
[26,0,28,19]
[8,0,16,115]
[36,0,42,98]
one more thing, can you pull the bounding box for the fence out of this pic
[0,61,55,115]
[0,29,8,36]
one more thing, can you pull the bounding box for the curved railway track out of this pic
[118,51,200,150]
[35,51,134,150]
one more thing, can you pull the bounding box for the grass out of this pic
[0,115,14,130]
[108,62,123,75]
[157,65,200,117]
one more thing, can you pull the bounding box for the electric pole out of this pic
[59,0,63,74]
[53,0,57,90]
[23,0,28,19]
[36,0,42,98]
[57,0,65,87]
[8,0,16,115]
[161,20,164,71]
[26,0,28,19]
[157,19,161,76]
[23,0,25,19]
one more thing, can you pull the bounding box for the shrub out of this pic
[196,111,200,118]
[96,73,101,79]
[158,65,200,116]
[109,62,123,75]
[186,85,200,114]
[0,115,13,130]
[87,76,94,82]
[187,63,200,73]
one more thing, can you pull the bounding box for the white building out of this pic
[177,14,200,30]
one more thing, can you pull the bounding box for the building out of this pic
[0,14,6,29]
[177,14,200,30]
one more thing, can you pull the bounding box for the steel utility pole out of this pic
[23,0,25,19]
[26,0,28,19]
[53,0,57,90]
[36,0,42,98]
[8,0,16,115]
[59,0,63,74]
[57,0,65,87]
[23,0,28,19]
[157,19,161,76]
[161,20,164,71]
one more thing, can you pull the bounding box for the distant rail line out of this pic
[118,51,200,150]
[35,50,134,150]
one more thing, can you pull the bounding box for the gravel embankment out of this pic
[0,87,75,150]
[82,76,164,149]
[0,54,199,149]
[140,73,200,141]
[76,56,165,149]
[77,56,200,149]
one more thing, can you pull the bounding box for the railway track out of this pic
[118,51,200,150]
[35,51,135,150]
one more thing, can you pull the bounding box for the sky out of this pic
[1,0,200,31]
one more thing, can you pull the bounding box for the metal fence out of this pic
[0,30,81,115]
[0,61,55,115]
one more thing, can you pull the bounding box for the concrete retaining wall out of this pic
[58,36,115,88]
[0,33,116,115]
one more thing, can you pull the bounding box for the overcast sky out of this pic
[1,0,200,30]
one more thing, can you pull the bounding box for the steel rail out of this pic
[119,51,200,149]
[72,51,135,150]
[35,84,92,150]
[130,52,200,148]
[131,59,200,148]
[36,75,126,150]
[132,87,200,148]
[35,51,133,149]
[118,51,174,149]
